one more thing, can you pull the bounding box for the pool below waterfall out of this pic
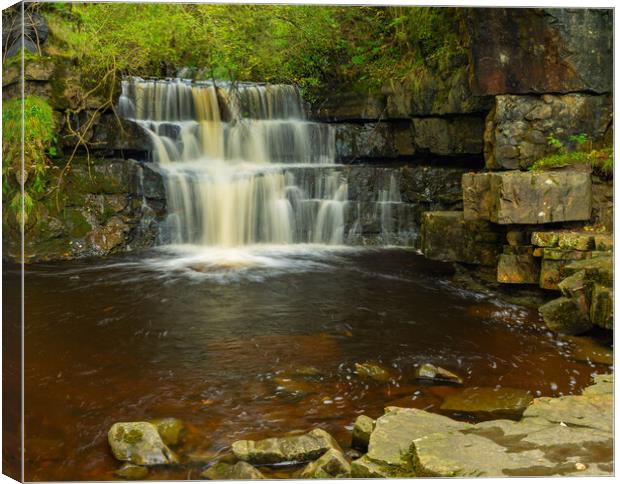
[6,246,611,480]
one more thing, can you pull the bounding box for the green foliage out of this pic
[41,3,464,96]
[2,96,57,226]
[529,133,613,179]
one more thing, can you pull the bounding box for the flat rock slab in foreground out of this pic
[232,428,341,465]
[351,375,613,477]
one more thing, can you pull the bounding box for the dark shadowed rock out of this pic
[464,8,612,95]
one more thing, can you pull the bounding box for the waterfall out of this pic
[120,77,345,247]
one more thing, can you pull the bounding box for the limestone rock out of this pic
[149,418,184,446]
[582,374,613,395]
[440,387,533,419]
[484,94,612,169]
[351,415,375,452]
[108,422,177,466]
[523,393,613,433]
[201,462,265,480]
[366,407,471,471]
[300,448,351,478]
[532,231,560,247]
[232,429,341,466]
[115,463,148,480]
[539,297,593,335]
[354,362,391,382]
[464,8,612,95]
[414,363,463,385]
[558,232,595,251]
[462,171,592,224]
[497,254,539,284]
[564,256,613,287]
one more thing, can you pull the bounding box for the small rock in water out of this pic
[415,363,463,385]
[108,422,177,466]
[440,387,533,419]
[115,463,148,480]
[354,362,392,382]
[272,376,317,397]
[149,418,184,446]
[300,448,351,478]
[232,428,341,465]
[293,366,322,378]
[351,415,375,452]
[574,462,587,471]
[201,461,265,480]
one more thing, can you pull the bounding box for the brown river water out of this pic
[3,246,612,481]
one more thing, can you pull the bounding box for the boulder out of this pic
[231,429,341,466]
[439,387,533,419]
[582,374,613,396]
[115,463,148,480]
[300,448,351,478]
[564,256,613,287]
[539,297,593,335]
[108,422,177,466]
[354,362,391,382]
[497,254,539,284]
[414,364,463,385]
[149,418,184,446]
[200,462,265,480]
[351,415,375,452]
[464,8,612,95]
[484,94,612,170]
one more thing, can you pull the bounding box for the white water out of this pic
[120,78,348,248]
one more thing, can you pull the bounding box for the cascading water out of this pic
[119,77,346,247]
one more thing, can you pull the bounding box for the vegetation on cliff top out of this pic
[43,2,464,93]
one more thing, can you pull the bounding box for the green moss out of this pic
[63,208,92,238]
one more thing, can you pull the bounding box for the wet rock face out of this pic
[484,94,612,170]
[465,8,613,95]
[108,422,177,466]
[232,429,341,466]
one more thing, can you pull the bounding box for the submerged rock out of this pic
[354,362,392,382]
[414,363,463,385]
[440,387,533,419]
[115,463,148,480]
[300,448,351,478]
[232,428,341,466]
[108,422,177,466]
[149,418,184,446]
[201,462,265,480]
[351,415,375,452]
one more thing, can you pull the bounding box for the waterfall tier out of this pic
[120,78,416,247]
